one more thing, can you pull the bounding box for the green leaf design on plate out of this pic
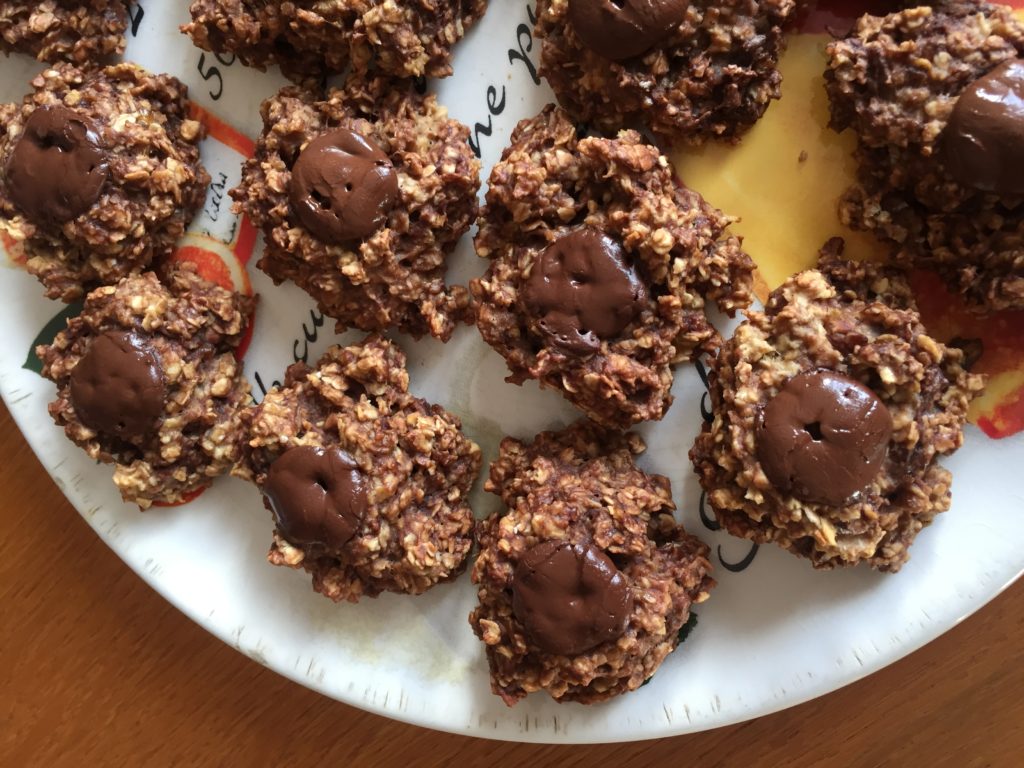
[22,301,82,375]
[677,610,699,644]
[640,611,700,687]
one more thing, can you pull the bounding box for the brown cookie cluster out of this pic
[0,62,209,302]
[690,247,985,572]
[234,78,479,341]
[0,1,129,64]
[472,105,754,429]
[37,266,255,508]
[470,420,714,705]
[826,2,1024,310]
[238,336,481,603]
[182,0,488,84]
[535,0,798,143]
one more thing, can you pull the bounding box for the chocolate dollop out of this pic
[69,330,165,439]
[756,370,892,507]
[521,226,647,355]
[264,445,367,549]
[289,127,399,244]
[942,58,1024,196]
[511,540,633,656]
[568,0,686,61]
[5,105,109,226]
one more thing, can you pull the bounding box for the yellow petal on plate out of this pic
[671,28,1024,439]
[672,34,884,299]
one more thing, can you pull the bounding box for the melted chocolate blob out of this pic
[511,540,633,656]
[568,0,686,61]
[942,59,1024,196]
[521,227,647,355]
[289,128,399,244]
[756,370,892,507]
[264,445,367,549]
[69,330,165,439]
[5,105,109,226]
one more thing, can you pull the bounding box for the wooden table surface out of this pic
[1,401,1021,767]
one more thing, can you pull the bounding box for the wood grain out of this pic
[1,400,1021,767]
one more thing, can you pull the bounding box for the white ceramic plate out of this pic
[1,1,1022,744]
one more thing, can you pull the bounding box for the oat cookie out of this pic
[182,0,487,83]
[37,266,254,509]
[470,420,714,705]
[534,0,797,144]
[0,1,130,64]
[0,62,209,302]
[472,105,754,430]
[239,336,480,603]
[234,78,479,341]
[826,2,1024,310]
[690,247,985,571]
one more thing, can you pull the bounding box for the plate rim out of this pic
[3,382,1021,744]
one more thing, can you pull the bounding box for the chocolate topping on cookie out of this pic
[69,330,165,439]
[264,445,367,549]
[756,370,892,507]
[511,540,633,656]
[942,59,1024,196]
[5,105,108,226]
[521,227,647,355]
[289,128,399,244]
[568,0,685,61]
